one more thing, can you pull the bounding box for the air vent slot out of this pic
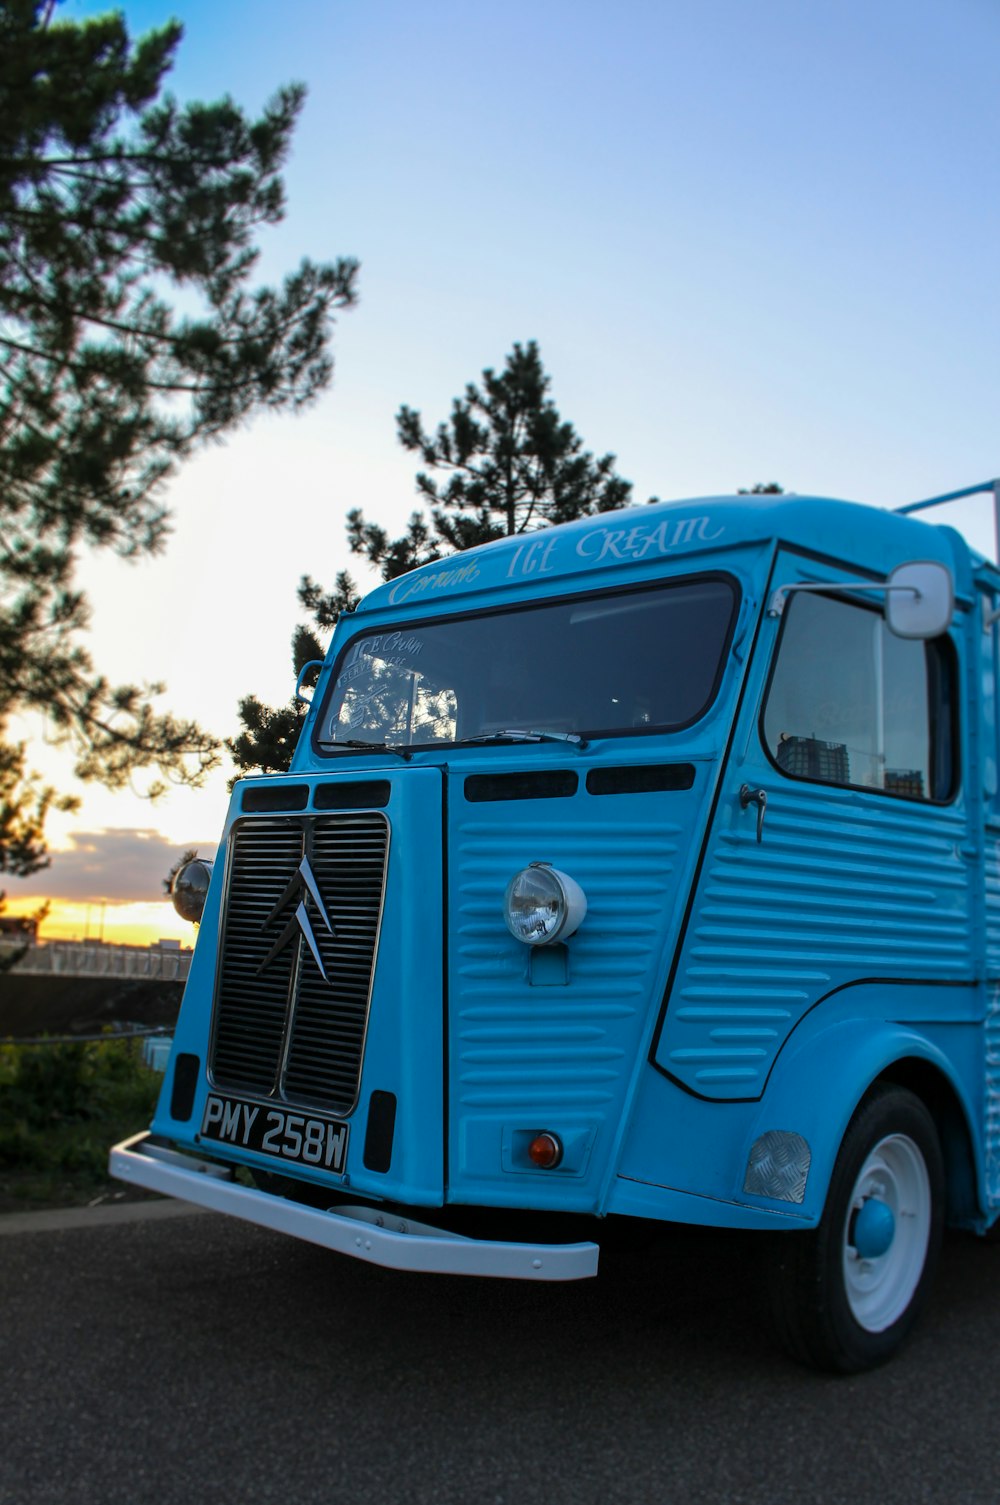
[314,780,391,810]
[170,1053,200,1122]
[363,1090,398,1173]
[464,770,578,803]
[586,763,696,796]
[242,784,309,813]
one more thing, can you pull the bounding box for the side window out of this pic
[762,592,956,802]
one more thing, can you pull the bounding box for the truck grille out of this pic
[209,812,389,1116]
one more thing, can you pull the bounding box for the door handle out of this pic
[739,784,767,843]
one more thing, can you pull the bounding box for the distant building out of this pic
[776,734,850,785]
[885,768,925,799]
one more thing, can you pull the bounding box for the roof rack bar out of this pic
[896,479,1000,515]
[896,479,1000,564]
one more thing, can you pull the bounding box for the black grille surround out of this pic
[208,812,390,1118]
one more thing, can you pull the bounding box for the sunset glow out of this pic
[2,895,197,950]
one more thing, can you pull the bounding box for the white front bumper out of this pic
[109,1133,600,1282]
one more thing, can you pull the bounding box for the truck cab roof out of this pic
[355,492,989,620]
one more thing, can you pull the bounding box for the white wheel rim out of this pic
[841,1132,932,1333]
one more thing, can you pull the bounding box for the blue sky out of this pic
[73,0,1000,506]
[8,0,1000,925]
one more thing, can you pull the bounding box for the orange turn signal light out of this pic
[528,1132,563,1169]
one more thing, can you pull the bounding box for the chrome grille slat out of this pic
[209,812,389,1115]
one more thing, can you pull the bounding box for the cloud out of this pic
[2,829,218,904]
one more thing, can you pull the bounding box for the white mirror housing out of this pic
[885,561,954,640]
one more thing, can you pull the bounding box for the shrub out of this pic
[0,1037,161,1176]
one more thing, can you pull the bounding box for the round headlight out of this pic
[503,864,587,946]
[172,859,213,923]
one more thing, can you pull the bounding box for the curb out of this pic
[0,1199,208,1236]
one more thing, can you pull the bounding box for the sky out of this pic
[5,0,1000,944]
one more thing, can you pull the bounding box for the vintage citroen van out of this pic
[112,488,1000,1371]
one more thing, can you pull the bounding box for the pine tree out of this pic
[347,340,636,582]
[229,343,640,776]
[0,0,358,871]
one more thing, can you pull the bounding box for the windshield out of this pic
[316,575,737,752]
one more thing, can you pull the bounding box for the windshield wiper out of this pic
[319,738,413,761]
[464,728,589,752]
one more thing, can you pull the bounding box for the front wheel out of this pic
[765,1083,944,1373]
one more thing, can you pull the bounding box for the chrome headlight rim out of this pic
[503,862,587,947]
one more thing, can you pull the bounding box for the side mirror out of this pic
[172,859,214,923]
[294,659,325,705]
[767,559,955,634]
[885,561,954,639]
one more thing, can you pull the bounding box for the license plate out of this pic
[200,1094,349,1172]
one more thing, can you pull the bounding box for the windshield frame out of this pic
[311,571,741,758]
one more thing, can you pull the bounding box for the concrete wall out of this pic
[0,975,183,1039]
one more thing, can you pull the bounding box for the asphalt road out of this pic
[3,1204,1000,1505]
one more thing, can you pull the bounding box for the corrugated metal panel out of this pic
[659,786,973,1098]
[985,983,1000,1204]
[984,828,1000,1201]
[452,818,681,1111]
[447,763,716,1210]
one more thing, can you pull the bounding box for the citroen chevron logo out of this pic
[257,854,336,984]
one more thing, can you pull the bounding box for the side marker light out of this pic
[528,1132,563,1170]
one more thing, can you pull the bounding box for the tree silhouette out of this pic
[348,340,636,582]
[229,344,641,776]
[1,1,358,869]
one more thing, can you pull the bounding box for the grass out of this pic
[0,1037,163,1212]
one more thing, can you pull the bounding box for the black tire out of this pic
[764,1083,945,1373]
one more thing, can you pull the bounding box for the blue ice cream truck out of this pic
[112,485,1000,1371]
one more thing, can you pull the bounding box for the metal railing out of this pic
[4,940,192,983]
